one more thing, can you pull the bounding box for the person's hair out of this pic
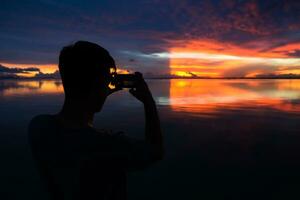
[58,41,116,99]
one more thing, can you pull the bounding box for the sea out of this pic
[1,79,300,199]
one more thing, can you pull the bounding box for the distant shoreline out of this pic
[147,77,300,80]
[1,77,300,80]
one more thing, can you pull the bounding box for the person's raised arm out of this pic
[129,72,164,160]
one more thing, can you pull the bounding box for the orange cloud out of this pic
[270,42,300,57]
[1,62,58,76]
[166,39,300,78]
[1,63,133,78]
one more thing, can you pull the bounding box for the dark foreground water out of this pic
[1,79,300,200]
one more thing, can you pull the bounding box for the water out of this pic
[1,79,300,199]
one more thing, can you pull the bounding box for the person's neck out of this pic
[56,99,94,129]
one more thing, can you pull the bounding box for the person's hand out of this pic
[129,72,154,104]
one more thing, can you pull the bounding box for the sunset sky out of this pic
[1,0,300,78]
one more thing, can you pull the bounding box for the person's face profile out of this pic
[88,70,112,112]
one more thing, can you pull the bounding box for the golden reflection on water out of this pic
[1,79,300,114]
[169,79,300,113]
[0,80,63,96]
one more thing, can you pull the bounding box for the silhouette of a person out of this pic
[28,41,163,200]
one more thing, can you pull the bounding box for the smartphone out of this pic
[113,74,138,88]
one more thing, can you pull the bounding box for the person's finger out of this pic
[129,88,134,93]
[134,71,143,77]
[129,88,136,96]
[134,72,144,82]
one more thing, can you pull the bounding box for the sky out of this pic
[1,0,300,78]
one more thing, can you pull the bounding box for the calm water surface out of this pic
[1,79,300,199]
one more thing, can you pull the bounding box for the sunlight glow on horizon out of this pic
[1,63,132,78]
[155,52,300,65]
[162,51,300,78]
[2,38,300,78]
[1,62,58,75]
[165,39,300,78]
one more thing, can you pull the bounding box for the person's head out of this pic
[59,41,115,112]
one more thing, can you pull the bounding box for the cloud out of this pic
[0,64,40,74]
[254,73,300,79]
[285,50,300,58]
[0,64,61,79]
[34,70,60,79]
[222,64,279,77]
[1,0,300,76]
